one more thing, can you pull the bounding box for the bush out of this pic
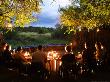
[4,30,18,40]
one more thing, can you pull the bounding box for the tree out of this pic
[60,0,110,33]
[0,0,41,28]
[52,23,73,40]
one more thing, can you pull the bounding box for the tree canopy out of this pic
[0,0,41,28]
[60,0,110,33]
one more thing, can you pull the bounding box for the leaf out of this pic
[60,0,110,33]
[0,0,41,28]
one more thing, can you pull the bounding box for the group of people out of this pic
[0,42,48,77]
[82,42,107,65]
[0,41,109,78]
[59,41,109,78]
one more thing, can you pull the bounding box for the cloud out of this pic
[31,15,58,27]
[30,0,71,27]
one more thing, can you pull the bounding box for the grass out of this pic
[17,32,51,39]
[6,32,69,48]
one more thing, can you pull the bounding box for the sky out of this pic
[30,0,71,27]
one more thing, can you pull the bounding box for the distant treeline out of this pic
[0,26,73,42]
[14,26,55,34]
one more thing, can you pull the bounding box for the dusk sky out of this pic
[30,0,71,27]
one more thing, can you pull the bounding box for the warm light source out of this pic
[65,44,68,52]
[70,42,73,52]
[24,51,30,56]
[47,50,59,72]
[78,26,81,31]
[97,28,100,32]
[7,23,12,27]
[6,23,13,30]
[9,45,11,51]
[84,42,87,49]
[0,1,1,5]
[101,45,104,50]
[70,43,72,46]
[77,52,82,59]
[47,51,59,60]
[24,51,32,60]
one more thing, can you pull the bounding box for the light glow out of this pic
[84,42,87,49]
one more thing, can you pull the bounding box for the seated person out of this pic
[3,45,13,67]
[13,46,28,73]
[61,45,76,71]
[14,46,27,63]
[0,42,8,62]
[82,42,96,71]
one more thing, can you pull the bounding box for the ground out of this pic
[0,65,110,82]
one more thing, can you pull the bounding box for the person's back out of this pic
[82,48,92,62]
[82,42,95,63]
[3,45,15,68]
[32,45,47,69]
[62,53,75,66]
[0,42,8,65]
[61,45,76,69]
[14,47,27,62]
[31,45,48,77]
[60,45,77,78]
[3,45,12,62]
[32,50,46,67]
[82,43,96,71]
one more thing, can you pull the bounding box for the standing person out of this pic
[31,45,47,77]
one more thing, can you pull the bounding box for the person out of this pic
[82,42,96,73]
[95,42,102,60]
[14,46,27,62]
[0,42,8,65]
[62,45,76,66]
[32,45,47,68]
[31,45,47,77]
[61,45,76,77]
[0,32,4,43]
[13,46,28,74]
[2,45,13,68]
